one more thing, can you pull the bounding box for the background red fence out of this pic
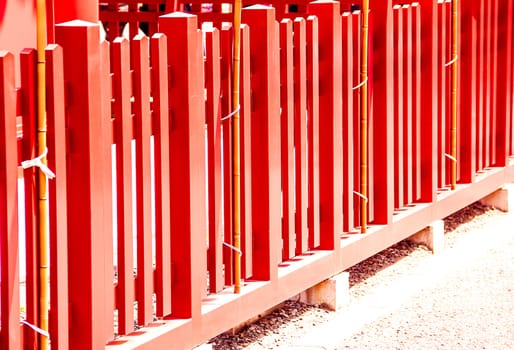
[1,0,514,349]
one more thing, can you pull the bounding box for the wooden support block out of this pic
[299,271,350,311]
[409,220,444,254]
[480,184,514,213]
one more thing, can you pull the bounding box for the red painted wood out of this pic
[56,21,114,349]
[306,15,320,249]
[131,35,154,326]
[475,0,485,171]
[280,19,296,260]
[458,0,478,183]
[220,25,234,286]
[444,0,453,186]
[100,38,116,343]
[293,18,309,253]
[492,0,509,167]
[351,10,361,227]
[367,9,375,224]
[239,24,253,279]
[159,13,206,318]
[411,3,422,199]
[46,44,70,350]
[509,0,514,156]
[393,5,404,209]
[19,48,39,350]
[150,33,172,318]
[204,28,223,292]
[308,0,343,249]
[341,12,354,233]
[437,0,447,189]
[489,0,499,167]
[111,37,135,335]
[0,50,20,350]
[402,5,413,205]
[242,5,281,280]
[482,0,492,168]
[53,0,98,23]
[369,0,394,222]
[418,0,438,203]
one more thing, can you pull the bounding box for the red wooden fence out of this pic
[1,1,514,349]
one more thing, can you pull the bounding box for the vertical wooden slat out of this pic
[242,5,281,281]
[239,24,253,279]
[306,15,320,249]
[308,0,343,249]
[402,4,413,205]
[341,12,354,233]
[111,37,135,335]
[100,38,115,343]
[493,0,511,166]
[393,5,404,209]
[204,28,223,293]
[280,19,296,260]
[482,0,492,168]
[488,0,499,166]
[56,21,113,350]
[132,34,154,326]
[475,0,485,171]
[367,8,375,224]
[444,0,453,185]
[411,3,423,200]
[293,18,309,253]
[369,0,394,222]
[159,13,206,318]
[351,10,361,226]
[19,48,39,350]
[437,0,447,189]
[458,0,478,183]
[220,25,234,286]
[46,44,70,350]
[150,32,172,318]
[0,50,21,350]
[418,0,438,203]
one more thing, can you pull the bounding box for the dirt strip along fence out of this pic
[1,0,514,349]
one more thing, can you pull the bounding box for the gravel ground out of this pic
[208,202,514,349]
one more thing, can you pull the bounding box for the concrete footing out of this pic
[409,220,445,254]
[479,184,514,213]
[298,271,349,311]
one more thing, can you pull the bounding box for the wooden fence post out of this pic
[159,12,206,317]
[293,18,309,252]
[341,12,354,233]
[458,0,478,183]
[493,0,513,166]
[205,27,224,293]
[239,24,253,279]
[368,0,395,222]
[393,5,405,209]
[306,15,320,249]
[0,50,21,350]
[131,34,154,327]
[46,44,70,350]
[150,32,172,318]
[111,36,135,335]
[55,20,113,350]
[19,48,39,349]
[242,5,281,280]
[402,5,413,205]
[308,0,343,248]
[418,0,438,202]
[280,18,295,260]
